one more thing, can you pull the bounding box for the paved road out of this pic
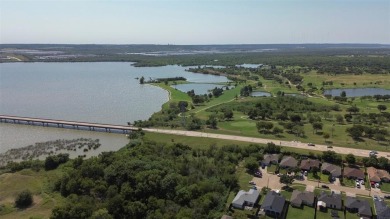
[251,167,385,198]
[144,128,388,158]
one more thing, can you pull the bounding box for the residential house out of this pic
[232,188,260,209]
[375,200,390,219]
[345,197,372,218]
[317,191,342,210]
[343,167,365,180]
[279,156,298,169]
[261,191,286,217]
[367,167,390,183]
[262,154,279,166]
[300,159,321,171]
[321,163,342,178]
[290,190,315,208]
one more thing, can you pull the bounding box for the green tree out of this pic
[223,109,234,120]
[273,127,284,136]
[336,114,344,124]
[347,106,360,115]
[378,104,387,112]
[15,190,33,208]
[90,208,113,219]
[312,122,323,134]
[312,166,319,178]
[245,157,259,173]
[322,151,342,165]
[206,114,218,129]
[279,175,295,188]
[256,121,274,134]
[139,76,145,84]
[375,133,386,142]
[292,125,305,137]
[346,125,364,140]
[323,132,330,142]
[345,153,356,165]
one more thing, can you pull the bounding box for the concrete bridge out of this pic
[0,115,138,133]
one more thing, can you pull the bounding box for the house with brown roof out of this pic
[300,159,321,171]
[367,167,390,183]
[279,156,298,169]
[344,167,365,180]
[290,190,315,208]
[321,162,342,178]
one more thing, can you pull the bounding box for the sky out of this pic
[0,0,389,44]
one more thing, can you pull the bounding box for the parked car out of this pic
[327,145,333,148]
[308,143,315,146]
[255,171,262,177]
[249,181,256,185]
[384,195,390,199]
[252,186,257,190]
[321,185,329,189]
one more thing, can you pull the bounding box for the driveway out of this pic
[251,166,283,190]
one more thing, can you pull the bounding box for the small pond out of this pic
[171,83,232,95]
[323,88,390,97]
[285,93,305,98]
[251,91,272,97]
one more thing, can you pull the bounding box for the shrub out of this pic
[15,190,33,208]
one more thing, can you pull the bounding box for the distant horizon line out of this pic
[1,43,390,46]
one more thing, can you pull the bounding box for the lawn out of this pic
[279,168,288,175]
[345,211,360,219]
[280,184,307,200]
[308,172,330,183]
[342,178,357,188]
[300,72,390,91]
[286,205,315,219]
[236,162,255,190]
[151,83,192,110]
[314,188,331,196]
[380,182,390,193]
[0,168,65,219]
[267,164,277,174]
[315,209,344,219]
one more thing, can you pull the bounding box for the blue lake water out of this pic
[0,62,228,154]
[251,91,271,97]
[323,88,390,97]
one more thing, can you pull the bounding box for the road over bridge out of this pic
[1,115,386,158]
